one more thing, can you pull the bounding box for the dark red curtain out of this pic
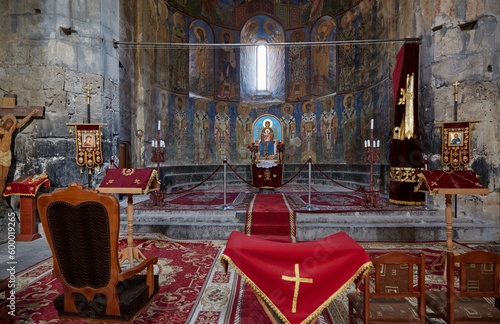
[389,42,425,205]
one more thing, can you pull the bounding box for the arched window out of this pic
[240,17,285,103]
[256,43,267,91]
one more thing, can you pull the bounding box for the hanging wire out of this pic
[113,37,421,49]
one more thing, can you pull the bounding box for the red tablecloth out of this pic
[99,168,158,194]
[221,231,372,324]
[251,163,283,188]
[415,170,485,194]
[3,174,50,197]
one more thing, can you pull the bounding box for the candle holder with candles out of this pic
[363,119,381,208]
[149,120,166,206]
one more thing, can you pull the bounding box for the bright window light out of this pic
[256,44,267,91]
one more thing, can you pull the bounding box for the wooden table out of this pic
[97,168,158,265]
[432,187,488,254]
[251,162,283,189]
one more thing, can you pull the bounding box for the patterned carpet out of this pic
[10,234,498,324]
[133,186,416,213]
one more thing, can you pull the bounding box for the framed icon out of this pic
[448,131,463,146]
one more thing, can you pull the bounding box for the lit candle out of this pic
[367,140,370,147]
[370,119,374,129]
[158,120,161,130]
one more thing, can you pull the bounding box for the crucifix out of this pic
[453,81,460,121]
[0,106,45,198]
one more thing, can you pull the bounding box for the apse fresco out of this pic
[147,0,392,165]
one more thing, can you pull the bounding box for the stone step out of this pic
[120,207,498,243]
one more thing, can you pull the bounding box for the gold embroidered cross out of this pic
[281,263,313,313]
[396,73,415,139]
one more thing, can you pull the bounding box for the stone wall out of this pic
[0,0,120,190]
[0,0,498,234]
[415,0,500,223]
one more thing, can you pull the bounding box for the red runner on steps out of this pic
[245,193,296,242]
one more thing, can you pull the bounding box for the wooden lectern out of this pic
[97,168,158,265]
[3,174,50,241]
[415,170,488,267]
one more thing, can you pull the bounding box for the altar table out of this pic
[221,231,372,324]
[252,162,283,189]
[415,170,488,256]
[97,168,158,265]
[4,174,50,241]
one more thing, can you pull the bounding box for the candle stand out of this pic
[363,120,381,208]
[149,129,166,206]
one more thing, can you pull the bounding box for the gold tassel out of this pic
[88,169,92,175]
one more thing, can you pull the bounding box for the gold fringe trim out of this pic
[413,172,438,195]
[143,169,159,194]
[282,193,296,238]
[245,194,257,235]
[221,254,373,324]
[389,198,426,206]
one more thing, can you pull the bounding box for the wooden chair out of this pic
[347,251,426,324]
[426,250,500,323]
[37,182,159,322]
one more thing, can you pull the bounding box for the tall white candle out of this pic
[158,120,161,130]
[376,140,380,147]
[370,119,374,129]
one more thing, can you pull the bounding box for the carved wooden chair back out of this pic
[348,251,426,323]
[426,250,500,323]
[37,182,158,321]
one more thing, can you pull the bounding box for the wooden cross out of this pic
[0,106,45,119]
[281,263,313,313]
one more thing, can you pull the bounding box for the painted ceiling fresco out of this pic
[166,0,359,28]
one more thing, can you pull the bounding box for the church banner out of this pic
[74,123,103,171]
[389,42,425,206]
[441,121,471,169]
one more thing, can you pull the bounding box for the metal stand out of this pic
[363,120,381,208]
[149,125,166,207]
[301,157,319,211]
[219,156,234,210]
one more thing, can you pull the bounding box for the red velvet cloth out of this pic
[221,231,372,324]
[3,174,50,197]
[99,168,158,193]
[415,170,485,194]
[389,42,425,205]
[251,163,283,188]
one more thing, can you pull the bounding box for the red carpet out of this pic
[11,234,222,324]
[10,236,490,324]
[245,193,296,242]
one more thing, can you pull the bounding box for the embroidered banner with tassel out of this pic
[74,123,104,171]
[442,121,471,169]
